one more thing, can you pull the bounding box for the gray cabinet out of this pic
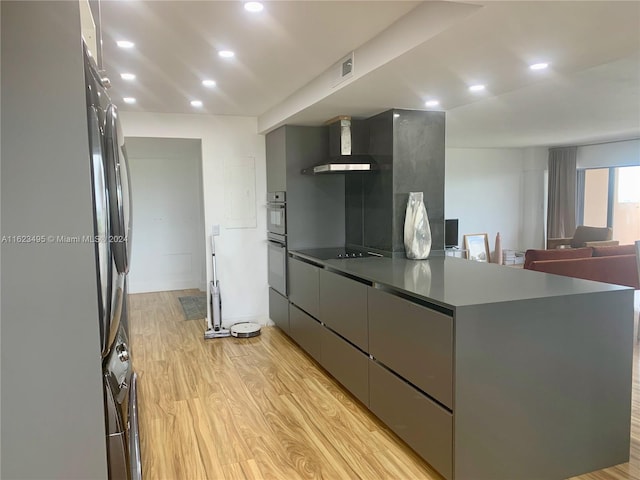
[266,126,286,193]
[369,360,453,480]
[285,259,455,477]
[319,269,368,351]
[277,254,634,480]
[288,257,320,318]
[368,287,453,409]
[289,304,321,361]
[319,327,369,406]
[268,287,289,333]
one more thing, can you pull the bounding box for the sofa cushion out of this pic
[528,255,639,289]
[523,247,593,269]
[592,244,637,257]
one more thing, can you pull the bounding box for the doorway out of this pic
[125,137,206,293]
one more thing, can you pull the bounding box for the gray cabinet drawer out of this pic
[320,327,369,407]
[289,304,321,361]
[319,269,368,350]
[268,288,289,334]
[288,257,320,318]
[369,360,453,480]
[368,288,453,409]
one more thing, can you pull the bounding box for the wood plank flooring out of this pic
[129,290,640,480]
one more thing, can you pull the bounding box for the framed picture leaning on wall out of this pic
[463,233,490,262]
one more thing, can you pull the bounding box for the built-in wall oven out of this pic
[267,191,286,236]
[267,192,287,296]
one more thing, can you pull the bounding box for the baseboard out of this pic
[129,279,200,294]
[220,314,273,329]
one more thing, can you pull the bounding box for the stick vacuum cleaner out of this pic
[204,228,261,339]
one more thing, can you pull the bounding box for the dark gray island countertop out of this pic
[289,249,631,309]
[287,248,635,478]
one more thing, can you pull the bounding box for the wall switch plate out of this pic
[212,224,220,236]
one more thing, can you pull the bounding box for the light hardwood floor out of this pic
[129,290,640,480]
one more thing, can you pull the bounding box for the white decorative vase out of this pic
[404,192,432,259]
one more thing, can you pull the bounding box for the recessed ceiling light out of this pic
[202,79,217,88]
[120,73,136,81]
[190,100,203,108]
[425,100,440,107]
[123,97,136,104]
[244,2,264,12]
[218,50,235,58]
[529,62,549,70]
[469,84,486,92]
[117,40,135,49]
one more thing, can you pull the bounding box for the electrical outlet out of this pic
[212,224,220,236]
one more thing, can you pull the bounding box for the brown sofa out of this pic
[524,244,639,289]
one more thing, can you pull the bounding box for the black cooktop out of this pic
[295,247,382,260]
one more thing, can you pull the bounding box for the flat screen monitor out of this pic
[445,219,459,248]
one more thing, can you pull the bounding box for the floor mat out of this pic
[178,295,207,320]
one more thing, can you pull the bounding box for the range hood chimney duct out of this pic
[302,116,373,175]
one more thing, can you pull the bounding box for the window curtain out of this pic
[547,146,577,241]
[576,169,585,226]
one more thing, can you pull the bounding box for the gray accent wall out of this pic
[1,2,108,478]
[360,111,394,252]
[392,109,445,252]
[273,109,445,256]
[279,126,346,250]
[347,109,445,255]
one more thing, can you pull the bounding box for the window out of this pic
[579,165,640,245]
[617,166,640,203]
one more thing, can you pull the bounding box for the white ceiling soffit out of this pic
[278,1,640,147]
[257,1,482,132]
[446,55,640,148]
[100,1,419,117]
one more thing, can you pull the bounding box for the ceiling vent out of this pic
[333,52,354,87]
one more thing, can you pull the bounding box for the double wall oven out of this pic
[267,192,287,297]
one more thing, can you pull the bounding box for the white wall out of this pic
[445,147,547,254]
[120,112,269,326]
[452,138,640,258]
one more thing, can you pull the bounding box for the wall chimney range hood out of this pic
[302,116,373,175]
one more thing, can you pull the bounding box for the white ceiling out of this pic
[100,1,640,148]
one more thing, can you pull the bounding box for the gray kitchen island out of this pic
[274,250,635,480]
